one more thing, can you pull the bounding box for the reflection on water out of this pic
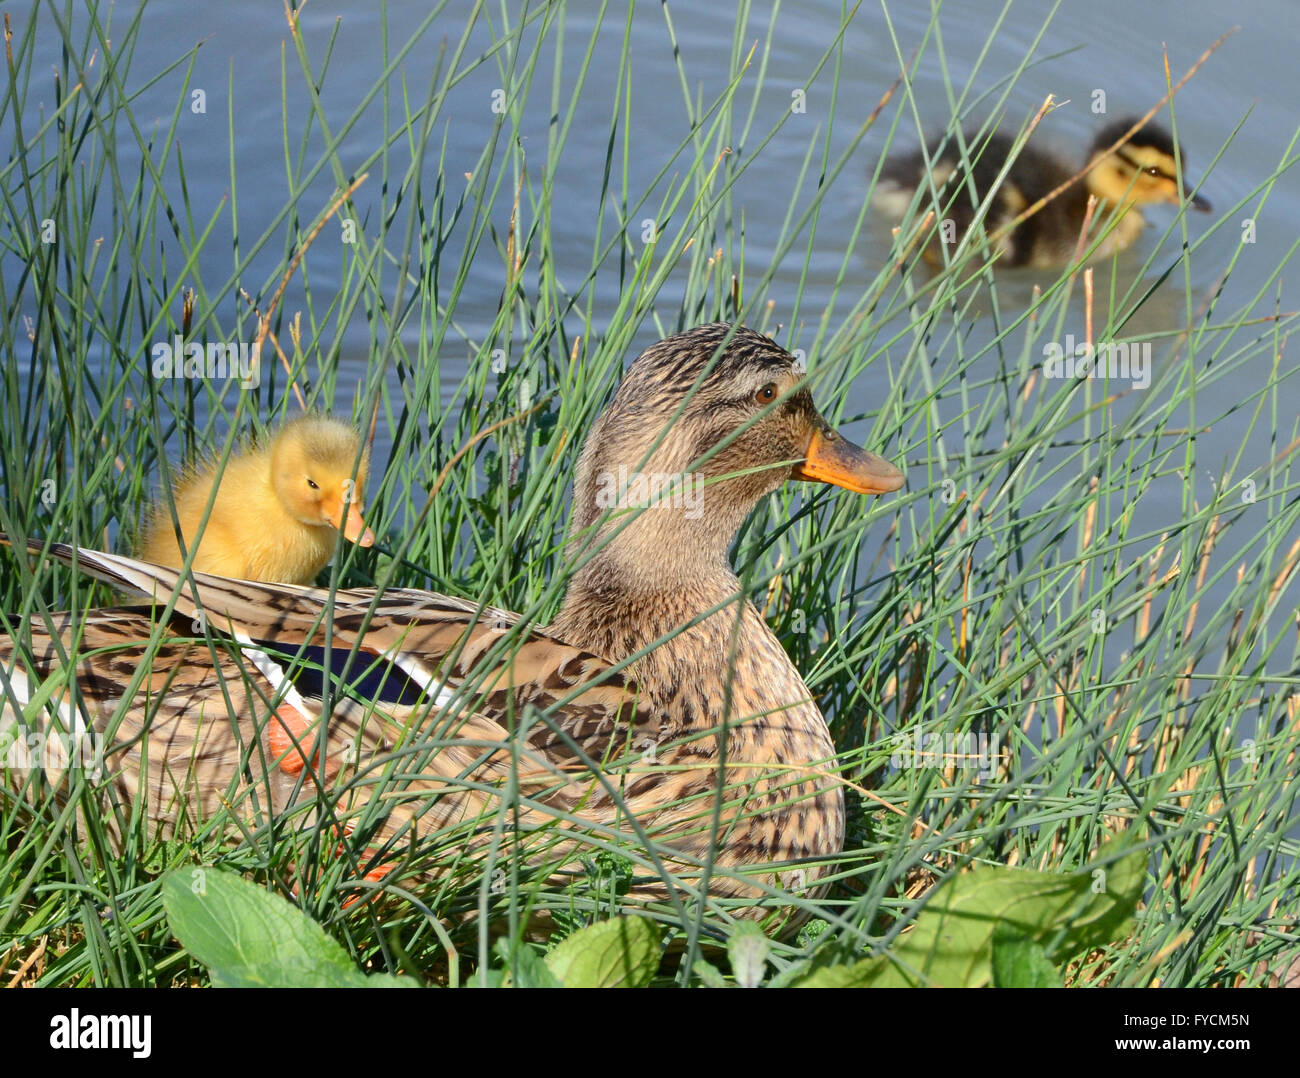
[3,0,1296,591]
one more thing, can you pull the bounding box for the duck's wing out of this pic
[1,537,661,854]
[10,537,654,750]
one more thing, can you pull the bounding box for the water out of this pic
[6,0,1298,564]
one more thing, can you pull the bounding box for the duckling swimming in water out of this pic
[872,116,1212,268]
[137,415,375,584]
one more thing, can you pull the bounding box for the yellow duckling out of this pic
[137,415,375,584]
[873,115,1212,267]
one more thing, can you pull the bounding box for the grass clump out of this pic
[1,1,1297,986]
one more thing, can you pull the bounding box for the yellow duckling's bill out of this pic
[330,493,376,547]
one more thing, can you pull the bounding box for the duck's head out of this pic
[1084,117,1212,213]
[269,416,375,547]
[566,323,903,591]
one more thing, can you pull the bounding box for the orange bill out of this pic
[793,425,904,495]
[328,496,376,547]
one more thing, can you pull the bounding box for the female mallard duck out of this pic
[872,116,1212,267]
[1,324,904,911]
[136,414,375,585]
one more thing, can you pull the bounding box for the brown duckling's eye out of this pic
[306,478,320,491]
[1145,166,1162,177]
[756,383,778,405]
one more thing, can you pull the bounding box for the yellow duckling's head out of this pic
[1084,117,1212,214]
[268,416,375,548]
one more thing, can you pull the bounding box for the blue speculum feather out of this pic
[251,642,428,708]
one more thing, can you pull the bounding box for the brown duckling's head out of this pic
[269,416,375,547]
[1084,117,1212,214]
[566,323,903,590]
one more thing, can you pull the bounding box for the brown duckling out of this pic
[137,415,375,584]
[872,115,1212,267]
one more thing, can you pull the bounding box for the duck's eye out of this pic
[1145,166,1162,177]
[306,478,320,491]
[756,383,778,405]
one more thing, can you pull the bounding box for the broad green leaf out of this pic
[692,958,730,988]
[992,929,1062,987]
[162,867,419,988]
[544,916,661,987]
[727,922,771,988]
[788,958,879,987]
[793,840,1145,988]
[495,939,564,988]
[766,959,815,988]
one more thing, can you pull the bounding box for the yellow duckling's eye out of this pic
[306,478,320,491]
[756,383,778,405]
[1145,166,1163,177]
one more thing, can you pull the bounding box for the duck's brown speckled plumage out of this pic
[1,323,903,911]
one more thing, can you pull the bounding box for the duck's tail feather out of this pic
[3,533,316,616]
[1,532,459,691]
